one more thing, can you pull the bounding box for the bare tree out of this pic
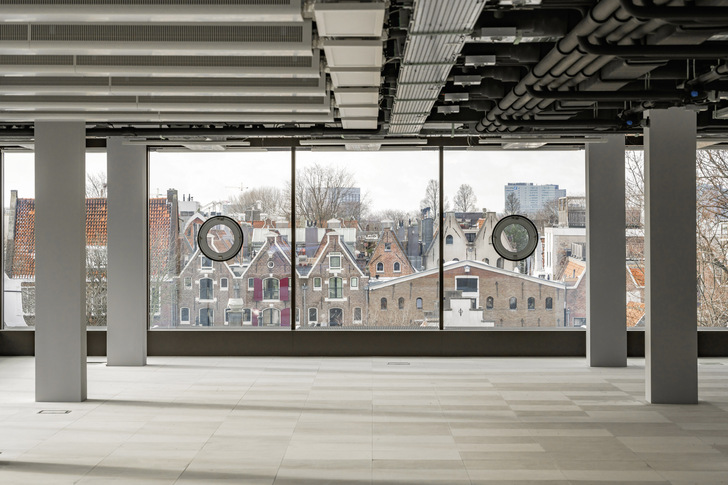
[288,163,366,226]
[228,186,284,218]
[85,246,107,326]
[533,198,559,230]
[420,179,450,219]
[504,192,521,215]
[625,150,644,227]
[86,172,107,198]
[453,184,477,213]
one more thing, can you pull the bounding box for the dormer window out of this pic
[376,262,384,273]
[446,235,454,245]
[201,256,213,268]
[393,262,401,272]
[385,243,391,251]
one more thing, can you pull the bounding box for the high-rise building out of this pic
[504,183,566,214]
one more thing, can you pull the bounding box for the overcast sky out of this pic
[4,149,585,214]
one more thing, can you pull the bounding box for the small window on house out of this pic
[376,262,384,273]
[385,243,391,251]
[261,308,280,326]
[509,297,517,310]
[184,277,192,289]
[224,308,230,323]
[199,278,213,300]
[308,307,318,324]
[329,254,342,270]
[381,298,387,310]
[199,308,213,326]
[446,235,454,245]
[484,258,490,265]
[486,296,494,310]
[393,262,401,272]
[201,256,213,268]
[248,278,254,290]
[545,297,553,310]
[243,308,252,323]
[313,277,322,290]
[497,258,504,269]
[528,297,535,310]
[456,277,478,292]
[329,277,343,299]
[353,307,362,323]
[220,278,228,290]
[350,277,359,289]
[416,298,423,310]
[180,307,190,324]
[398,297,405,309]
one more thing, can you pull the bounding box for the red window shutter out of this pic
[252,312,259,327]
[253,278,262,301]
[280,277,289,301]
[281,308,290,327]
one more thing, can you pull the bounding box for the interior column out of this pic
[644,107,698,404]
[586,134,627,367]
[34,120,87,402]
[107,138,148,366]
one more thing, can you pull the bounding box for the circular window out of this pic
[267,260,275,269]
[197,215,244,262]
[491,215,538,261]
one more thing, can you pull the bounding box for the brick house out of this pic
[367,259,566,328]
[297,230,368,327]
[367,228,415,280]
[170,213,246,328]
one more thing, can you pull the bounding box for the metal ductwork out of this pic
[388,0,485,135]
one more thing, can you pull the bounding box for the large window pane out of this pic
[3,152,35,328]
[443,149,585,328]
[148,151,291,328]
[3,151,107,328]
[295,150,438,329]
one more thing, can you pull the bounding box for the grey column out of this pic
[645,107,698,404]
[35,121,87,402]
[107,138,148,366]
[586,135,627,367]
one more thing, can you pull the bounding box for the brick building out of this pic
[368,260,566,328]
[367,228,415,280]
[297,230,368,327]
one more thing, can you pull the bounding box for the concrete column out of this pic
[645,107,698,404]
[34,121,87,402]
[586,135,627,367]
[107,138,148,366]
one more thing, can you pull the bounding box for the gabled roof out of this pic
[369,228,414,270]
[11,197,172,279]
[628,266,645,287]
[627,301,646,328]
[241,231,293,279]
[368,259,565,291]
[303,230,364,279]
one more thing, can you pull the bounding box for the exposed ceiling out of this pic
[2,0,728,149]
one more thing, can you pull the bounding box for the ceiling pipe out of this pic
[619,0,728,23]
[577,36,728,59]
[0,127,385,138]
[492,117,623,129]
[526,85,687,101]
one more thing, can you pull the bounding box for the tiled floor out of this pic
[1,356,728,484]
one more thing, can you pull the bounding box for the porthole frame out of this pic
[197,215,244,262]
[491,214,539,262]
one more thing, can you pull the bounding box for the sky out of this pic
[3,149,586,214]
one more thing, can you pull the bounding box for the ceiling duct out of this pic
[315,2,385,130]
[388,0,484,135]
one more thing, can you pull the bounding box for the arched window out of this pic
[180,307,190,324]
[416,298,423,309]
[394,262,401,272]
[329,308,343,326]
[545,297,553,310]
[497,258,504,269]
[261,308,280,326]
[220,278,228,290]
[446,235,454,245]
[486,297,494,310]
[199,278,213,300]
[376,262,384,273]
[263,278,279,300]
[199,308,213,326]
[308,307,318,324]
[329,277,343,299]
[484,258,490,265]
[381,298,387,310]
[528,297,535,310]
[509,297,517,310]
[398,297,405,309]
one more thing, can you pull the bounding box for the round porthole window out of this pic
[267,260,275,269]
[197,215,244,262]
[491,215,538,261]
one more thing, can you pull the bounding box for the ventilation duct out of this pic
[388,0,484,135]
